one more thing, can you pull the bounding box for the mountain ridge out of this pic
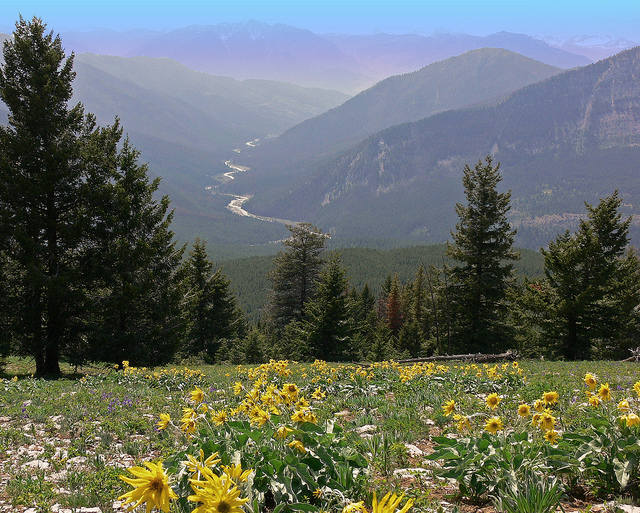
[243,45,640,249]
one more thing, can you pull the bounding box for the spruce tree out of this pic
[181,239,245,362]
[446,156,520,353]
[0,17,99,373]
[542,191,640,360]
[87,138,184,367]
[302,252,354,361]
[267,223,327,330]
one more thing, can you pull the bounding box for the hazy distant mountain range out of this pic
[46,21,627,94]
[1,22,640,257]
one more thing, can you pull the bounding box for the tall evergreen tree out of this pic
[542,191,640,360]
[446,156,520,353]
[267,223,327,330]
[0,17,100,374]
[301,252,354,361]
[181,238,245,362]
[87,137,184,367]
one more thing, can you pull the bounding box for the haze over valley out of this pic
[1,19,639,259]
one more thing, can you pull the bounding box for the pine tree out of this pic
[301,252,354,361]
[446,156,520,353]
[87,138,184,367]
[542,191,640,360]
[0,17,100,374]
[181,239,246,362]
[267,223,327,330]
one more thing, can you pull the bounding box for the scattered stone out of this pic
[67,455,87,465]
[393,467,430,479]
[617,506,640,513]
[354,424,377,435]
[334,410,351,417]
[404,443,423,458]
[22,458,50,469]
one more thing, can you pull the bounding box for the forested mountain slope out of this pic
[242,48,563,178]
[245,46,640,249]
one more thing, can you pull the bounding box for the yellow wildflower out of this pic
[311,387,326,401]
[222,463,253,485]
[584,373,597,390]
[634,380,640,397]
[442,400,456,416]
[274,425,294,440]
[618,400,631,412]
[211,410,227,426]
[188,466,249,513]
[156,413,171,431]
[342,501,367,513]
[485,416,504,434]
[249,406,270,427]
[517,404,531,417]
[533,399,545,412]
[626,413,640,427]
[454,414,471,433]
[542,391,559,405]
[288,440,307,454]
[539,412,555,431]
[118,460,178,513]
[486,393,501,410]
[281,383,300,403]
[180,408,197,435]
[190,387,205,404]
[233,382,243,395]
[598,383,612,401]
[589,395,601,407]
[372,491,414,513]
[545,429,560,445]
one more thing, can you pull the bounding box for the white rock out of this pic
[617,506,640,513]
[22,459,49,469]
[404,444,423,457]
[355,424,377,435]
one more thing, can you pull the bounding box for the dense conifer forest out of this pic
[1,18,639,374]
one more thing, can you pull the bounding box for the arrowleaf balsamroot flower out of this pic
[545,429,560,445]
[486,393,501,410]
[625,413,640,428]
[156,413,171,431]
[598,383,612,401]
[442,399,456,416]
[543,391,559,405]
[517,404,531,417]
[485,416,504,434]
[190,387,205,404]
[288,440,307,453]
[118,460,178,513]
[584,373,597,390]
[188,466,249,513]
[372,491,414,513]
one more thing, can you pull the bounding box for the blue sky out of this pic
[1,0,639,40]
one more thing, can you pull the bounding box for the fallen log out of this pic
[357,350,518,367]
[395,351,518,364]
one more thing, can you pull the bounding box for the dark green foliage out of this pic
[267,223,327,330]
[541,192,640,360]
[446,157,520,353]
[0,17,99,374]
[82,133,184,368]
[0,17,185,370]
[180,239,246,362]
[300,252,355,361]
